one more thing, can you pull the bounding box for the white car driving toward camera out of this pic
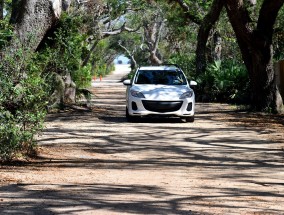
[123,65,197,122]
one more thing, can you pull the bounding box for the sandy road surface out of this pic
[0,64,284,215]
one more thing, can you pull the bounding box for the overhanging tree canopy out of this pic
[173,0,283,112]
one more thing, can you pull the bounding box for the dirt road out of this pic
[1,65,284,214]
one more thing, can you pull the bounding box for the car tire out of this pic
[185,116,194,123]
[126,107,137,122]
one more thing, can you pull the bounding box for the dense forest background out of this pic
[0,0,284,161]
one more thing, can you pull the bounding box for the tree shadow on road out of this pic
[1,182,283,215]
[1,103,284,214]
[0,183,212,215]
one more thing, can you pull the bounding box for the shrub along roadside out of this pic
[168,53,250,104]
[195,60,250,104]
[0,47,48,162]
[0,20,13,49]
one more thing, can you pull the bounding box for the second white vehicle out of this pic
[123,65,197,122]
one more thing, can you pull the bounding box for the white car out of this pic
[123,65,197,122]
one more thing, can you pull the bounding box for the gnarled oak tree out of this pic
[174,0,283,112]
[225,0,283,112]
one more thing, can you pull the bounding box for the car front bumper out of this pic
[127,97,195,117]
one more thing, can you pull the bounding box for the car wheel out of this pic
[185,116,194,123]
[126,107,137,122]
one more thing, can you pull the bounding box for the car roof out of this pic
[138,65,181,71]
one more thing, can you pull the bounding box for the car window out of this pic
[134,70,187,85]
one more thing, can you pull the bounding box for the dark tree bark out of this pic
[10,0,23,24]
[82,39,99,67]
[196,0,224,75]
[173,0,224,74]
[0,0,3,20]
[225,0,283,112]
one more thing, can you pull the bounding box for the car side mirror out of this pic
[189,80,197,86]
[123,79,132,86]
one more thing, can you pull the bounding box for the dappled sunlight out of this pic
[21,105,283,214]
[1,69,284,214]
[0,183,217,214]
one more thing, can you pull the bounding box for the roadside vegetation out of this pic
[0,0,284,161]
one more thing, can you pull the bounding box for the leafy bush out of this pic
[91,40,116,79]
[196,60,250,103]
[168,53,195,78]
[0,20,13,49]
[73,64,92,88]
[39,13,92,89]
[0,48,48,161]
[92,62,115,78]
[35,13,95,109]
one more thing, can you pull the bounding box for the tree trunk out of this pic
[195,0,224,75]
[143,16,165,65]
[118,41,138,70]
[82,39,99,67]
[0,0,3,20]
[1,0,63,65]
[249,45,283,112]
[149,51,163,65]
[225,0,283,112]
[1,0,77,110]
[213,32,222,61]
[9,0,61,51]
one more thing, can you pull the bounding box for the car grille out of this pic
[142,101,183,113]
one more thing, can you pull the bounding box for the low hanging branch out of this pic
[82,22,141,67]
[82,39,99,67]
[118,40,137,69]
[101,22,141,38]
[143,14,166,65]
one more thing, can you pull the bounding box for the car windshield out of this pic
[134,70,187,85]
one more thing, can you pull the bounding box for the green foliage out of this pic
[89,39,116,78]
[73,64,92,88]
[0,20,13,49]
[274,7,284,60]
[168,53,195,78]
[40,13,92,89]
[196,60,250,103]
[168,53,249,104]
[0,47,48,161]
[92,61,115,78]
[126,70,136,80]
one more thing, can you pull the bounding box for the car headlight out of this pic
[131,90,145,98]
[180,91,193,99]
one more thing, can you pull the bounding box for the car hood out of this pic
[131,85,190,100]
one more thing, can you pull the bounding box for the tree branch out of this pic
[225,0,254,45]
[196,0,225,74]
[102,22,141,38]
[153,19,165,53]
[118,41,137,69]
[173,0,202,25]
[257,0,284,38]
[82,39,99,67]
